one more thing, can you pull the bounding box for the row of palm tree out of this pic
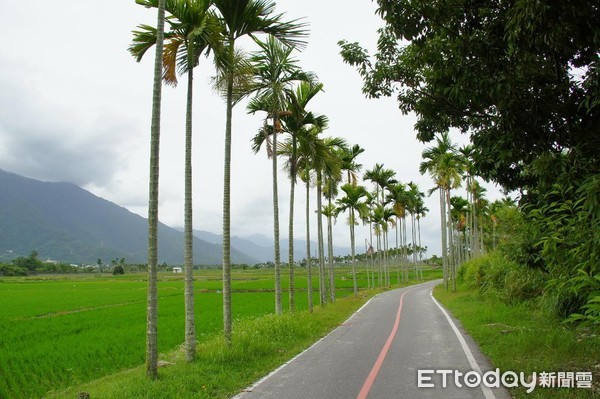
[419,132,494,291]
[131,0,433,381]
[130,0,308,378]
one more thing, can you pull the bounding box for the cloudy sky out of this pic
[0,0,503,257]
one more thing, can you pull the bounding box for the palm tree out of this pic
[321,201,337,302]
[364,164,397,286]
[316,136,346,304]
[406,182,423,277]
[297,128,326,311]
[280,81,323,311]
[130,0,221,363]
[364,190,378,286]
[450,195,470,265]
[276,84,326,312]
[336,183,369,296]
[247,35,310,315]
[212,0,307,342]
[414,195,428,273]
[381,204,396,285]
[471,182,488,254]
[340,144,365,186]
[387,182,408,282]
[420,132,463,291]
[364,164,398,205]
[460,145,477,259]
[129,0,166,379]
[370,204,389,285]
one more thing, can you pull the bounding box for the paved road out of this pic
[234,280,512,399]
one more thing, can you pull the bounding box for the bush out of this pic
[459,252,547,304]
[458,256,486,289]
[0,264,27,276]
[112,265,125,275]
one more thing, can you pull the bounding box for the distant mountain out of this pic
[192,230,353,263]
[0,169,257,265]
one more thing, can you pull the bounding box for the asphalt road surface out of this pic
[233,280,512,399]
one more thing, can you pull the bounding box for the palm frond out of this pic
[214,0,309,49]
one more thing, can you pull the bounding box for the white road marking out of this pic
[430,289,496,399]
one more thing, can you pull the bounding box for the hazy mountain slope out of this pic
[192,231,353,263]
[0,169,257,265]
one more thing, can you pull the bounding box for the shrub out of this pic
[458,256,487,289]
[0,263,27,276]
[459,252,547,304]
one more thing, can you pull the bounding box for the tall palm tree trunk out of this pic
[368,222,374,288]
[146,0,166,379]
[410,214,415,278]
[376,230,382,286]
[384,230,390,286]
[222,48,234,345]
[350,209,357,296]
[402,217,408,282]
[440,188,448,290]
[183,49,196,362]
[316,171,326,306]
[472,192,479,256]
[465,178,472,261]
[417,216,423,279]
[305,173,313,312]
[480,223,485,254]
[327,196,335,303]
[446,188,456,291]
[272,116,282,315]
[288,149,296,312]
[395,216,400,284]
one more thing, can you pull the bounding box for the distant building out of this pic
[172,267,182,273]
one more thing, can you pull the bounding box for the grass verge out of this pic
[433,284,600,398]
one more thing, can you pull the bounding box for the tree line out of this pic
[0,252,139,275]
[130,0,435,378]
[340,0,599,326]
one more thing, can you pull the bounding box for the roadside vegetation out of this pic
[340,0,599,329]
[434,254,600,398]
[432,200,599,397]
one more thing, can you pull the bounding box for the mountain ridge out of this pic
[0,169,257,265]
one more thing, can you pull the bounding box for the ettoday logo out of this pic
[418,369,594,393]
[418,369,536,393]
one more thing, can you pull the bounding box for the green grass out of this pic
[1,265,441,398]
[434,284,600,398]
[45,295,368,399]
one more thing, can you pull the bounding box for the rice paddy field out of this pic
[0,265,439,398]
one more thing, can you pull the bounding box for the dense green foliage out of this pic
[339,0,600,324]
[0,251,80,276]
[525,175,600,323]
[458,252,547,304]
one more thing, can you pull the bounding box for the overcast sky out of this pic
[0,0,503,257]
